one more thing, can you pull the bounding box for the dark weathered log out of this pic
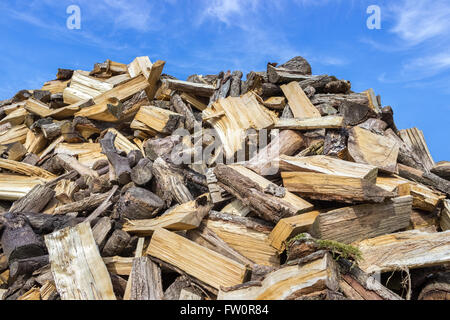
[164,276,204,300]
[53,192,110,215]
[143,135,182,161]
[100,131,132,185]
[398,164,450,196]
[230,71,243,97]
[381,106,399,134]
[23,213,81,234]
[129,257,163,300]
[131,158,153,186]
[279,56,312,75]
[152,157,194,206]
[9,255,49,282]
[102,229,131,258]
[115,186,164,220]
[92,217,113,250]
[431,162,450,180]
[418,273,450,300]
[323,128,348,158]
[9,184,55,214]
[1,212,46,263]
[163,79,215,97]
[56,68,74,81]
[127,149,143,168]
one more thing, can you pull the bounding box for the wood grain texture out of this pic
[44,222,116,300]
[280,81,321,119]
[275,115,344,130]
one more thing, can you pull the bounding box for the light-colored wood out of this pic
[409,182,445,212]
[202,92,277,157]
[128,56,152,78]
[0,158,56,180]
[55,153,99,178]
[63,71,114,104]
[44,222,116,300]
[54,179,78,204]
[279,155,378,183]
[0,289,7,300]
[364,88,383,114]
[0,124,28,145]
[348,126,400,173]
[399,127,435,171]
[282,172,394,203]
[0,107,28,126]
[313,196,413,244]
[24,98,53,117]
[147,228,250,290]
[49,99,94,120]
[93,74,149,105]
[356,230,450,274]
[269,211,321,253]
[179,289,202,300]
[55,142,102,156]
[0,174,47,200]
[40,281,58,300]
[218,253,339,300]
[263,96,286,110]
[74,97,123,122]
[221,199,250,217]
[133,105,183,134]
[180,93,207,111]
[25,130,47,154]
[42,79,70,94]
[441,200,450,231]
[39,136,65,160]
[123,197,210,236]
[145,60,166,100]
[280,81,321,119]
[103,256,134,276]
[18,287,41,300]
[163,79,215,97]
[376,176,411,196]
[204,218,279,267]
[275,115,344,130]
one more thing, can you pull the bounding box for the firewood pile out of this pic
[0,55,449,301]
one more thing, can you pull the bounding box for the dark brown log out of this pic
[9,184,55,214]
[164,275,204,300]
[23,213,81,234]
[418,273,450,300]
[115,186,164,220]
[431,162,450,180]
[100,131,132,185]
[279,56,312,75]
[267,64,311,84]
[102,229,131,257]
[171,93,198,131]
[143,135,182,161]
[261,83,282,98]
[9,255,49,282]
[230,71,243,97]
[92,217,113,250]
[56,69,74,81]
[85,185,119,223]
[131,158,153,186]
[323,128,348,158]
[381,106,399,134]
[129,256,164,300]
[1,212,45,263]
[110,274,127,299]
[53,192,110,215]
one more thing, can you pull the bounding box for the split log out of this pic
[163,79,215,97]
[102,229,131,257]
[268,211,321,253]
[23,213,80,234]
[171,93,198,131]
[0,158,56,180]
[53,192,110,215]
[409,182,445,212]
[147,228,250,290]
[279,155,378,183]
[398,164,450,196]
[1,212,46,263]
[376,176,411,197]
[218,252,339,300]
[399,128,435,171]
[280,81,321,119]
[338,259,403,300]
[44,222,116,300]
[0,174,48,201]
[9,255,49,282]
[40,280,58,300]
[132,105,184,135]
[246,130,305,176]
[103,257,134,276]
[9,184,55,213]
[267,64,311,84]
[129,257,163,300]
[282,172,395,203]
[92,217,113,250]
[116,186,165,220]
[221,199,250,217]
[54,179,78,204]
[275,116,344,130]
[431,161,450,180]
[180,93,207,111]
[312,196,413,244]
[100,131,131,185]
[54,153,99,178]
[131,158,153,186]
[356,230,450,274]
[123,195,211,236]
[348,126,399,173]
[152,157,194,206]
[214,164,313,224]
[441,200,450,231]
[164,276,204,301]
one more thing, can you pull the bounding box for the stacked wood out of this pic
[0,54,448,301]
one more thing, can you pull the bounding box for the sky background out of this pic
[0,0,448,161]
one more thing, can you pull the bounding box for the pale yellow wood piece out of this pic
[280,81,321,119]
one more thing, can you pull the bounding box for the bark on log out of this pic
[100,131,132,185]
[116,186,164,220]
[9,184,55,213]
[129,257,163,300]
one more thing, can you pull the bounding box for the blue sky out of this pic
[0,0,449,161]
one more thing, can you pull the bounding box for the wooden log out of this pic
[399,128,435,171]
[1,212,46,263]
[44,222,116,300]
[376,176,411,197]
[93,75,149,105]
[100,131,131,185]
[9,184,55,213]
[163,276,204,300]
[217,252,339,300]
[92,217,113,250]
[312,196,413,244]
[130,158,153,186]
[9,255,49,282]
[275,116,344,130]
[268,211,321,253]
[54,153,99,178]
[0,124,28,145]
[267,64,311,84]
[221,199,250,217]
[348,126,399,174]
[40,280,58,300]
[132,105,184,135]
[23,213,80,234]
[214,164,313,224]
[431,161,450,180]
[129,257,163,300]
[441,200,450,231]
[409,182,445,212]
[280,81,321,119]
[54,179,78,204]
[356,230,450,274]
[74,97,124,122]
[338,259,403,300]
[171,93,198,131]
[418,273,450,300]
[53,192,110,215]
[408,209,438,232]
[0,174,47,201]
[163,79,215,97]
[102,229,131,257]
[115,186,165,220]
[279,155,378,183]
[203,215,280,267]
[123,195,211,236]
[0,158,56,180]
[180,93,207,111]
[103,257,134,276]
[398,163,450,196]
[152,157,194,206]
[147,228,250,290]
[282,172,395,203]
